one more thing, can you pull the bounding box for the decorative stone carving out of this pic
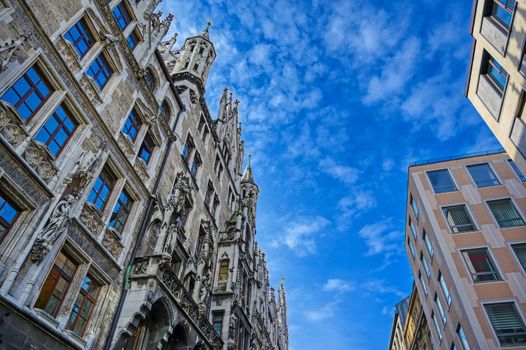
[79,204,105,236]
[0,32,31,72]
[23,140,58,181]
[30,195,75,262]
[102,228,123,259]
[0,100,28,146]
[168,171,192,214]
[133,258,148,274]
[79,75,102,104]
[65,145,105,196]
[189,89,197,104]
[198,272,211,306]
[55,37,81,71]
[175,85,188,94]
[100,32,118,47]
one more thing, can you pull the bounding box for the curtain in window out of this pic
[489,200,525,228]
[463,249,499,281]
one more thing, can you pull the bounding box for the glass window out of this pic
[160,101,170,122]
[484,302,526,346]
[427,169,457,193]
[467,163,500,187]
[88,169,114,211]
[113,1,132,30]
[212,311,224,335]
[512,243,526,272]
[190,153,202,176]
[35,104,78,157]
[457,325,471,350]
[432,312,443,340]
[122,108,142,142]
[86,54,113,89]
[145,69,155,91]
[109,190,132,233]
[0,192,19,238]
[419,271,428,296]
[218,259,229,281]
[435,294,447,325]
[409,218,417,240]
[182,136,194,162]
[438,272,452,306]
[35,251,78,316]
[66,275,100,337]
[487,199,525,228]
[64,18,94,58]
[204,181,214,207]
[408,238,416,259]
[421,252,431,279]
[138,133,154,164]
[461,248,501,282]
[423,230,434,257]
[508,159,526,182]
[198,116,205,132]
[491,0,515,30]
[1,66,52,122]
[442,205,477,233]
[410,195,419,219]
[177,201,191,227]
[127,30,140,50]
[486,56,508,93]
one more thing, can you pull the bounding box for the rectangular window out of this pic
[34,251,77,316]
[512,243,526,272]
[410,195,419,219]
[113,1,132,30]
[488,199,525,228]
[419,271,428,296]
[204,181,214,207]
[486,56,508,94]
[491,0,515,30]
[177,200,191,227]
[421,252,431,279]
[86,54,113,89]
[211,195,220,216]
[109,190,132,233]
[1,66,52,122]
[467,163,500,187]
[35,104,78,157]
[435,294,447,325]
[442,205,476,233]
[66,275,100,337]
[427,169,457,193]
[457,325,471,350]
[218,260,229,281]
[122,108,142,142]
[438,272,452,306]
[214,155,220,172]
[64,18,94,58]
[203,127,209,142]
[407,238,416,259]
[461,248,501,282]
[485,302,526,346]
[127,30,140,50]
[190,152,202,176]
[423,230,434,257]
[432,312,443,340]
[182,136,194,162]
[409,218,417,240]
[198,115,205,132]
[212,311,224,335]
[138,133,154,164]
[88,169,114,211]
[0,191,19,239]
[508,159,526,182]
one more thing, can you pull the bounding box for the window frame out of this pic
[466,163,501,188]
[121,107,143,143]
[423,230,434,258]
[438,271,452,307]
[0,190,20,242]
[489,0,516,32]
[212,310,224,335]
[483,301,526,346]
[66,274,101,337]
[442,204,478,233]
[86,53,114,90]
[485,55,509,95]
[88,168,116,213]
[510,242,526,273]
[64,17,95,59]
[138,132,155,165]
[508,159,526,182]
[112,1,133,31]
[461,247,502,283]
[108,189,133,234]
[427,169,458,194]
[34,104,78,157]
[487,198,526,228]
[126,27,141,51]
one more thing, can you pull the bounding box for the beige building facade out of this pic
[404,151,526,349]
[466,0,526,176]
[0,0,287,349]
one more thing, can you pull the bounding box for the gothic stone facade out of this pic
[0,0,288,349]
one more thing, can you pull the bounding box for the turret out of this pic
[240,155,259,220]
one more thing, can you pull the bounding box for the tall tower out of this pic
[172,21,216,96]
[240,155,259,226]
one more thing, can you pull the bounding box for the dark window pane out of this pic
[488,199,525,228]
[34,105,78,156]
[467,163,500,187]
[427,169,457,193]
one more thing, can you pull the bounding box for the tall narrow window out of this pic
[508,159,526,182]
[138,133,154,164]
[407,238,416,259]
[212,195,220,216]
[204,181,214,208]
[87,54,113,89]
[35,105,78,157]
[64,18,94,58]
[423,231,434,257]
[88,169,115,211]
[109,190,132,233]
[427,169,457,193]
[0,192,19,239]
[145,69,156,91]
[486,56,508,95]
[432,312,443,340]
[113,1,132,30]
[442,205,476,233]
[435,293,447,325]
[438,272,452,306]
[409,218,417,240]
[1,66,52,122]
[421,252,431,279]
[66,275,100,336]
[218,260,229,281]
[485,302,526,346]
[457,325,471,350]
[197,115,205,132]
[419,271,428,296]
[410,195,419,219]
[491,0,515,30]
[190,152,202,177]
[35,251,78,316]
[122,108,142,142]
[182,136,194,162]
[177,200,191,227]
[461,248,501,282]
[467,163,500,187]
[511,243,526,272]
[488,199,525,228]
[212,311,224,335]
[160,100,170,122]
[127,29,140,50]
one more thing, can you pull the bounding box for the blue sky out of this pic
[161,1,501,349]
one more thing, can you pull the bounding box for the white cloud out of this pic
[338,191,376,220]
[274,216,330,256]
[319,157,359,185]
[323,279,355,293]
[305,300,341,322]
[358,218,403,260]
[363,280,406,298]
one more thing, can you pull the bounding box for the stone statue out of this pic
[198,272,211,305]
[163,223,178,254]
[30,195,75,263]
[168,172,192,215]
[65,146,105,195]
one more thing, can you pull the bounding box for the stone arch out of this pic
[163,323,189,350]
[143,298,172,349]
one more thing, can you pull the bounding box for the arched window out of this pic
[145,68,156,91]
[160,100,171,122]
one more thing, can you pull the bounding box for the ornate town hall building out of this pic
[0,0,288,349]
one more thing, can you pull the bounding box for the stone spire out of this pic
[241,154,256,186]
[201,20,212,40]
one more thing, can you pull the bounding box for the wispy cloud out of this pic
[305,299,341,322]
[323,279,355,293]
[357,218,404,266]
[272,216,330,256]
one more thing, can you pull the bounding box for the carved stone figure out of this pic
[163,223,178,254]
[65,146,105,195]
[30,195,75,262]
[198,272,211,305]
[168,171,192,215]
[0,32,31,72]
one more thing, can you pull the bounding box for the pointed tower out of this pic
[172,21,216,95]
[278,279,289,349]
[241,154,259,221]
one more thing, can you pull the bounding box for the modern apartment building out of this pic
[465,0,526,176]
[0,0,288,349]
[404,151,526,349]
[388,294,410,350]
